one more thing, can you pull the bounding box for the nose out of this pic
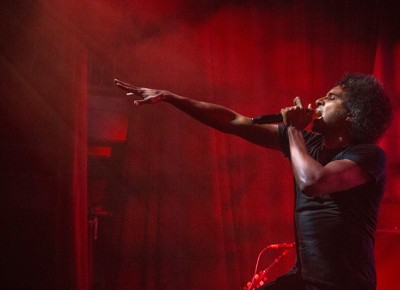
[315,97,324,106]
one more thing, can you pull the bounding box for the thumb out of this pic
[293,96,303,109]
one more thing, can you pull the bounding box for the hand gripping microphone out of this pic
[251,97,305,124]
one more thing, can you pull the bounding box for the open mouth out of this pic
[314,108,323,120]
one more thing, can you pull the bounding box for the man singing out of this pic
[115,73,392,289]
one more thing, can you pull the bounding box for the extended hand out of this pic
[114,79,167,106]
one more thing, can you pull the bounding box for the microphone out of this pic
[251,113,283,124]
[267,242,295,249]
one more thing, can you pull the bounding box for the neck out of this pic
[323,134,351,150]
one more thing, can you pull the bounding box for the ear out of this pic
[344,110,354,121]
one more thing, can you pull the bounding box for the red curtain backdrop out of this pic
[1,1,89,290]
[2,1,400,290]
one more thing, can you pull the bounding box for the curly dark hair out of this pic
[334,73,393,144]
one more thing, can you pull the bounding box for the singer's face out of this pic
[311,86,350,134]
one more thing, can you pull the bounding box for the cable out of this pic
[245,242,295,290]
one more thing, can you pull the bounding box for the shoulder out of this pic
[340,143,386,164]
[339,143,387,182]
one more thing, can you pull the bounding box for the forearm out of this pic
[115,79,249,131]
[164,92,251,133]
[287,126,326,194]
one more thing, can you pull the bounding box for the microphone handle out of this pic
[251,113,283,124]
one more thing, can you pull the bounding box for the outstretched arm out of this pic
[115,79,281,150]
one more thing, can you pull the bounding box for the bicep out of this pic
[305,159,371,196]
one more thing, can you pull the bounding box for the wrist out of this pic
[287,125,307,154]
[164,91,184,103]
[286,125,303,133]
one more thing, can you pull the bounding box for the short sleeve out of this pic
[339,144,387,184]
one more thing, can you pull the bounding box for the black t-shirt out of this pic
[278,125,386,289]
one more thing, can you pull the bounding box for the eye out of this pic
[327,94,336,100]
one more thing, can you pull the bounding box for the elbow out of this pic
[295,166,330,196]
[300,185,318,197]
[208,115,246,134]
[297,177,322,197]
